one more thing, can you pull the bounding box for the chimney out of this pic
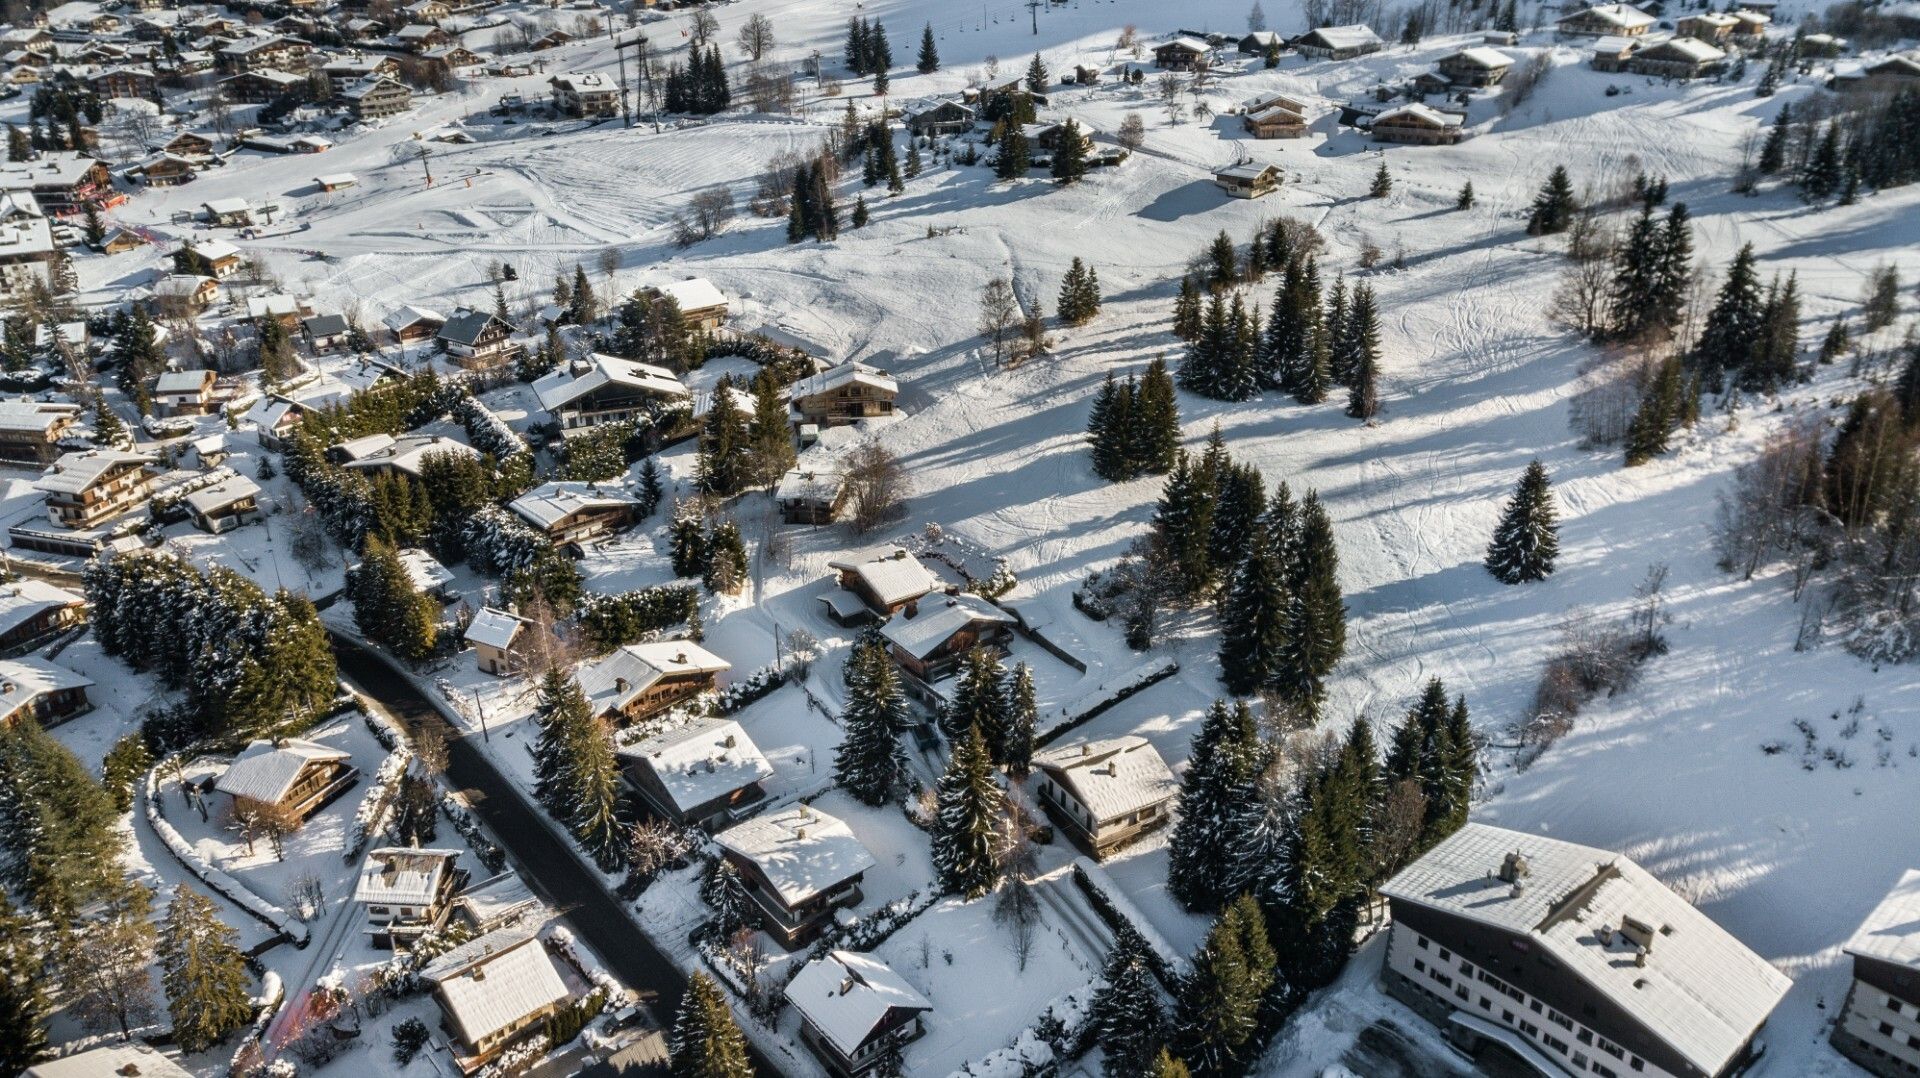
[1080,743,1091,757]
[614,676,629,694]
[795,827,807,840]
[674,651,687,664]
[1497,850,1530,888]
[724,733,736,748]
[1619,915,1657,955]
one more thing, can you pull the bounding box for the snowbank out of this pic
[142,762,310,946]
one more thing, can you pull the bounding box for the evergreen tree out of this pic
[532,670,591,812]
[1168,701,1265,911]
[1344,293,1380,422]
[0,899,46,1074]
[747,369,796,487]
[1694,243,1765,391]
[1456,180,1475,209]
[1485,460,1560,584]
[1026,52,1049,93]
[1746,271,1800,392]
[570,263,596,324]
[1369,161,1392,198]
[159,887,253,1053]
[1206,231,1239,291]
[917,23,940,73]
[1132,358,1181,474]
[91,398,125,446]
[695,373,754,495]
[867,22,894,82]
[4,124,27,163]
[670,509,707,578]
[1651,202,1694,335]
[1006,663,1037,777]
[851,194,870,228]
[1525,166,1578,236]
[942,647,1010,754]
[995,126,1030,180]
[1609,204,1666,341]
[1153,452,1216,603]
[1280,492,1347,713]
[846,17,872,74]
[1819,319,1850,366]
[1218,519,1289,697]
[347,534,439,662]
[1089,372,1132,481]
[701,859,753,939]
[1089,931,1169,1078]
[669,973,754,1078]
[81,200,104,246]
[1172,277,1203,342]
[1058,258,1101,325]
[931,723,1005,899]
[835,637,909,805]
[1757,103,1790,175]
[1173,893,1275,1077]
[1051,120,1089,184]
[566,712,625,871]
[1208,462,1267,591]
[1152,1049,1193,1078]
[1624,356,1686,466]
[1802,122,1843,201]
[702,518,748,595]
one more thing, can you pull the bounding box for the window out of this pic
[1520,1020,1540,1037]
[1574,1052,1590,1069]
[1454,985,1469,1002]
[1480,997,1492,1011]
[1578,1029,1594,1046]
[1414,959,1426,973]
[1550,1011,1575,1031]
[1460,960,1473,975]
[1438,948,1451,961]
[1543,1034,1570,1055]
[1593,1066,1618,1078]
[1630,1058,1644,1072]
[1531,1000,1544,1014]
[1502,1010,1515,1024]
[1881,1022,1896,1037]
[1417,936,1429,950]
[1891,998,1905,1015]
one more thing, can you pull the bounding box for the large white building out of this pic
[1379,823,1791,1078]
[1831,869,1920,1078]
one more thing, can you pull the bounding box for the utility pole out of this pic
[1028,0,1041,35]
[415,144,434,185]
[614,27,633,129]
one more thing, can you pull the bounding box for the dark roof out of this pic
[438,308,507,345]
[303,313,348,336]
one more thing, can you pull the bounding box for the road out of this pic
[328,635,788,1078]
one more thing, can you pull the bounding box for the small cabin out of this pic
[1214,162,1282,199]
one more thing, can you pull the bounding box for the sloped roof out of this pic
[716,804,876,905]
[455,871,542,930]
[578,641,730,717]
[27,1044,193,1078]
[643,277,727,312]
[827,546,938,608]
[0,655,92,719]
[0,578,83,638]
[509,482,643,531]
[1380,823,1792,1076]
[878,593,1015,661]
[1842,868,1920,969]
[531,352,688,412]
[1643,36,1726,61]
[1447,46,1514,67]
[617,716,771,814]
[1158,36,1211,53]
[1032,735,1177,821]
[1375,102,1465,127]
[422,928,572,1046]
[354,847,462,905]
[155,368,214,393]
[785,951,931,1058]
[1298,23,1383,49]
[339,434,481,479]
[465,606,529,650]
[438,308,509,345]
[215,738,351,804]
[35,449,153,495]
[1561,3,1658,28]
[183,474,260,516]
[383,303,444,331]
[397,548,454,592]
[788,361,896,402]
[0,399,79,434]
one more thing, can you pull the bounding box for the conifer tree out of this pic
[1089,372,1127,480]
[1694,243,1765,391]
[1345,301,1380,422]
[868,22,894,84]
[0,899,46,1074]
[702,518,748,595]
[932,723,1005,899]
[1174,893,1275,1076]
[1485,460,1560,584]
[1369,160,1392,198]
[1280,492,1347,712]
[835,637,910,804]
[1802,122,1842,201]
[91,398,125,446]
[1153,452,1216,603]
[1168,701,1265,911]
[701,858,753,939]
[1650,202,1694,335]
[1624,356,1685,466]
[1746,270,1800,393]
[1526,166,1578,236]
[1026,52,1049,93]
[1172,277,1203,342]
[995,125,1030,180]
[533,670,592,813]
[1051,120,1088,185]
[1218,520,1289,696]
[1058,258,1101,325]
[347,534,439,662]
[917,23,940,73]
[846,16,872,74]
[1006,663,1037,777]
[670,509,708,578]
[1206,231,1239,291]
[1089,931,1168,1078]
[1757,103,1790,175]
[1208,462,1267,590]
[1456,180,1475,209]
[159,887,254,1053]
[695,374,754,495]
[1819,319,1850,366]
[852,194,870,228]
[669,973,754,1078]
[1132,358,1181,474]
[942,647,1010,754]
[567,712,625,871]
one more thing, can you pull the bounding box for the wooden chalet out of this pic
[638,277,728,331]
[716,805,876,948]
[1214,162,1282,198]
[788,361,898,430]
[1557,3,1657,36]
[1243,95,1310,139]
[1831,869,1920,1078]
[465,607,533,676]
[1437,46,1514,86]
[422,929,573,1074]
[507,482,645,548]
[354,846,465,948]
[1627,37,1727,79]
[0,399,80,464]
[1292,23,1384,59]
[617,716,772,831]
[1371,103,1467,145]
[436,308,521,369]
[823,546,939,623]
[905,99,976,138]
[214,737,359,822]
[578,641,731,727]
[1152,37,1212,70]
[879,593,1017,697]
[153,368,217,416]
[1031,736,1178,858]
[786,951,932,1077]
[33,449,156,530]
[531,352,689,432]
[0,656,92,727]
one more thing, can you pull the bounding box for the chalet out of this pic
[214,35,311,76]
[1152,37,1212,71]
[404,0,452,22]
[153,274,219,313]
[436,308,521,369]
[1627,37,1727,79]
[337,433,482,481]
[548,71,618,117]
[0,215,55,297]
[1292,24,1384,60]
[0,153,106,213]
[716,804,876,948]
[880,593,1016,693]
[344,76,413,121]
[26,1045,193,1078]
[1831,869,1920,1078]
[134,152,198,188]
[88,66,156,99]
[904,99,976,138]
[214,738,359,822]
[203,197,253,227]
[219,69,308,105]
[303,313,351,353]
[1031,736,1178,858]
[1438,47,1514,86]
[1557,3,1657,37]
[1240,30,1285,54]
[0,400,80,464]
[453,872,542,934]
[823,546,939,623]
[354,846,464,948]
[385,304,445,343]
[1835,55,1920,91]
[1371,103,1467,145]
[775,468,847,525]
[183,474,262,533]
[395,548,456,602]
[100,228,146,255]
[508,482,644,548]
[247,293,312,326]
[314,173,358,193]
[1590,35,1642,72]
[1730,10,1770,38]
[190,433,230,469]
[532,352,690,432]
[1380,823,1791,1078]
[394,24,454,51]
[466,606,533,676]
[163,130,218,158]
[1243,96,1310,139]
[579,640,731,727]
[1214,162,1282,199]
[965,75,1050,111]
[786,951,932,1077]
[788,361,898,429]
[617,715,772,830]
[240,395,307,451]
[153,368,217,416]
[532,29,574,51]
[422,928,573,1074]
[639,277,728,331]
[35,449,156,529]
[1676,12,1737,42]
[0,580,84,654]
[423,45,486,70]
[0,656,91,727]
[1799,32,1847,58]
[1023,120,1095,157]
[185,238,244,278]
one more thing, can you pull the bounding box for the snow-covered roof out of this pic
[577,640,730,717]
[788,361,897,401]
[396,548,454,593]
[0,579,83,639]
[246,294,301,320]
[1842,868,1920,970]
[1731,9,1770,24]
[1681,11,1739,25]
[35,449,153,495]
[532,352,688,413]
[422,928,572,1046]
[0,399,78,434]
[1158,36,1211,53]
[1645,36,1726,61]
[1446,46,1514,68]
[1561,3,1658,29]
[1033,736,1177,822]
[643,276,727,313]
[549,70,612,92]
[775,468,844,503]
[183,475,259,516]
[1592,34,1641,53]
[617,716,772,814]
[1216,162,1281,180]
[155,368,213,393]
[465,606,529,650]
[784,951,931,1059]
[340,434,481,479]
[241,394,301,432]
[455,871,542,930]
[26,1044,193,1078]
[827,546,939,608]
[716,804,877,905]
[878,593,1015,661]
[189,237,240,261]
[383,304,444,331]
[1375,103,1465,128]
[1380,823,1792,1076]
[354,847,461,905]
[1298,23,1383,49]
[215,738,351,804]
[509,481,643,531]
[0,655,91,719]
[203,196,250,216]
[153,273,216,298]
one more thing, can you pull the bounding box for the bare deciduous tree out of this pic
[993,812,1039,971]
[737,13,775,61]
[61,905,157,1039]
[844,443,908,535]
[1549,252,1613,337]
[1117,113,1146,150]
[979,277,1019,366]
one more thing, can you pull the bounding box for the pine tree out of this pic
[159,887,253,1053]
[942,647,1010,754]
[567,713,625,871]
[701,859,754,938]
[932,723,1005,899]
[1006,663,1037,777]
[917,23,940,73]
[1456,180,1475,209]
[1051,120,1088,185]
[670,509,708,578]
[91,398,125,446]
[1746,271,1800,393]
[1819,319,1850,365]
[1174,893,1274,1076]
[1089,372,1125,479]
[1059,258,1101,325]
[696,374,754,495]
[348,534,439,662]
[1802,122,1843,200]
[747,370,796,487]
[702,518,748,595]
[1172,276,1203,342]
[533,670,592,812]
[1025,52,1050,93]
[669,973,754,1078]
[995,126,1030,180]
[834,637,909,805]
[867,22,894,82]
[1369,160,1392,198]
[1153,452,1216,603]
[81,200,104,246]
[1485,460,1560,584]
[1694,243,1765,391]
[4,124,27,163]
[1651,202,1694,335]
[1218,520,1289,696]
[1168,701,1265,911]
[906,143,922,178]
[851,194,871,228]
[1624,356,1685,466]
[1207,462,1267,592]
[1133,358,1181,474]
[1526,166,1578,236]
[1206,231,1239,291]
[846,16,871,75]
[1280,492,1347,713]
[0,900,46,1074]
[1757,103,1790,175]
[1089,931,1169,1078]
